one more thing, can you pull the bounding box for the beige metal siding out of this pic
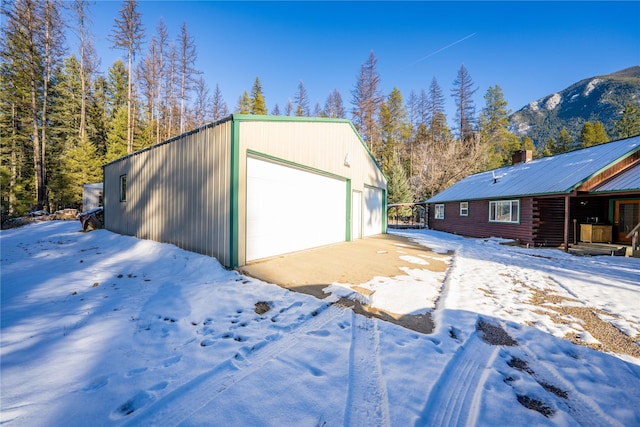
[103,122,233,266]
[235,120,387,266]
[237,120,386,191]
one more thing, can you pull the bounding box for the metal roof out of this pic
[426,135,640,203]
[591,162,640,193]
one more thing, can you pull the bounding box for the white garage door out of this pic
[364,186,383,236]
[246,157,347,262]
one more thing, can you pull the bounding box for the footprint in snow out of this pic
[162,355,181,367]
[127,367,148,377]
[113,391,154,418]
[81,375,109,392]
[148,381,168,391]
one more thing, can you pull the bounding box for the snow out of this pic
[2,221,640,426]
[585,78,601,97]
[545,93,562,110]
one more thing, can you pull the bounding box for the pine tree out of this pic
[615,103,640,138]
[271,104,281,116]
[154,18,169,143]
[70,0,99,144]
[192,75,211,125]
[520,136,536,155]
[351,51,382,151]
[250,76,267,115]
[61,137,102,208]
[557,127,573,153]
[285,99,294,116]
[40,0,67,210]
[379,87,410,168]
[426,77,445,132]
[0,44,33,216]
[88,75,110,156]
[324,89,345,118]
[107,59,128,118]
[138,35,159,146]
[294,80,310,117]
[592,121,609,144]
[164,40,178,138]
[312,102,322,117]
[236,91,251,114]
[177,21,198,132]
[579,122,596,147]
[1,0,47,209]
[451,63,477,143]
[479,85,519,168]
[47,55,103,209]
[110,0,144,153]
[105,106,128,162]
[211,83,228,121]
[386,153,413,206]
[541,137,557,157]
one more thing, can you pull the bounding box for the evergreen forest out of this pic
[2,0,640,221]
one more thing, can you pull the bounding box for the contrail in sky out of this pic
[409,32,477,66]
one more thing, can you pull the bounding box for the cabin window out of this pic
[120,175,127,202]
[435,204,445,220]
[460,202,469,216]
[489,200,519,223]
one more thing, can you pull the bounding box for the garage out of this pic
[104,115,387,268]
[364,186,384,236]
[246,156,347,262]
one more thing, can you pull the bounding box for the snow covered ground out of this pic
[1,221,639,426]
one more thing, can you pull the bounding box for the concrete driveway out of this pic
[238,233,449,333]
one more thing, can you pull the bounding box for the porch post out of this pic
[564,195,570,252]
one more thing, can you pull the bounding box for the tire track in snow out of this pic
[414,332,498,427]
[344,311,390,427]
[121,303,345,426]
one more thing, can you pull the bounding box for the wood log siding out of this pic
[532,198,565,247]
[429,196,619,248]
[429,199,534,244]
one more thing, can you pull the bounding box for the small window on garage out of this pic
[120,175,127,202]
[460,201,469,216]
[435,203,445,220]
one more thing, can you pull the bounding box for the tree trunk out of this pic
[127,51,133,153]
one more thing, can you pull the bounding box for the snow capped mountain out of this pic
[509,66,640,147]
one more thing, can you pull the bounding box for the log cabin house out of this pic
[426,135,640,252]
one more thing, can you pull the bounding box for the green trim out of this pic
[382,188,388,233]
[102,165,106,227]
[609,199,615,224]
[246,149,349,182]
[230,120,240,268]
[488,199,521,224]
[346,180,352,241]
[232,113,352,125]
[346,121,385,179]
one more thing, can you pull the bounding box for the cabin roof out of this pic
[426,135,640,203]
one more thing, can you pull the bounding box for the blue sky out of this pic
[80,1,640,124]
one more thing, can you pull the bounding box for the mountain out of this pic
[509,66,640,147]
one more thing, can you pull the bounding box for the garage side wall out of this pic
[103,122,233,266]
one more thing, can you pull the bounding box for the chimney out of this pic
[512,150,533,165]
